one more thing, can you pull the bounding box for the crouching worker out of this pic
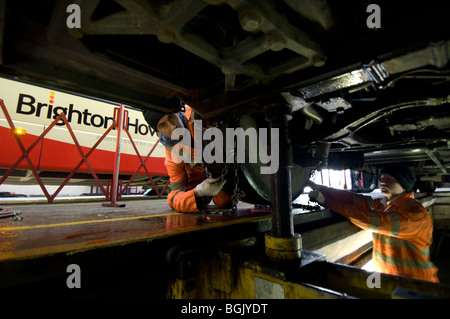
[143,105,232,213]
[308,164,439,283]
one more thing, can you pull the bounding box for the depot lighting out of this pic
[13,128,26,136]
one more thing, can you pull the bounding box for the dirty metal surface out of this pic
[0,199,270,262]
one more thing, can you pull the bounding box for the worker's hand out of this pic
[194,177,226,197]
[306,180,317,190]
[308,190,326,206]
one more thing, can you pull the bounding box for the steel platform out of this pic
[0,199,272,262]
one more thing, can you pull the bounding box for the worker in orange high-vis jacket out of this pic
[143,105,232,213]
[308,164,439,283]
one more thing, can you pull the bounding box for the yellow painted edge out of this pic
[0,212,176,231]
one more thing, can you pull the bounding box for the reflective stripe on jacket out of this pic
[164,107,231,213]
[319,187,439,283]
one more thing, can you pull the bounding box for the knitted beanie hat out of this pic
[380,164,416,192]
[143,109,166,132]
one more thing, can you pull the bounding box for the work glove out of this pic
[308,190,326,206]
[307,180,326,206]
[194,177,226,197]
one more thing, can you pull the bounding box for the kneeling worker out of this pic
[143,105,232,213]
[308,164,439,283]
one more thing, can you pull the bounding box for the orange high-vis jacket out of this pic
[319,187,439,283]
[163,107,231,213]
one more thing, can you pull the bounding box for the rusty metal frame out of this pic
[75,0,325,92]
